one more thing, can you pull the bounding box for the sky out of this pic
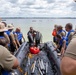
[0,0,76,17]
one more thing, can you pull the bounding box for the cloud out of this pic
[46,0,56,3]
[0,0,76,17]
[68,2,76,11]
[6,0,18,3]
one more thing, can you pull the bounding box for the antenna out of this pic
[75,25,76,30]
[0,18,2,22]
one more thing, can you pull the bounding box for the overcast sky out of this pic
[0,0,76,17]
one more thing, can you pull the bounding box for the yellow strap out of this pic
[24,72,27,75]
[18,66,24,73]
[28,53,33,58]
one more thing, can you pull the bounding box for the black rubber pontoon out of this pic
[8,41,61,75]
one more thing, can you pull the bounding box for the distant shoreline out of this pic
[1,17,76,19]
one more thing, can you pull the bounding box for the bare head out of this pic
[65,23,73,31]
[30,27,33,31]
[54,24,58,29]
[2,22,7,27]
[16,27,21,32]
[57,25,63,31]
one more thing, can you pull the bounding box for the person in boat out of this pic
[0,23,19,75]
[52,24,57,44]
[65,23,75,46]
[57,25,66,37]
[35,31,42,47]
[0,22,10,48]
[7,24,18,54]
[0,45,19,75]
[54,34,66,56]
[14,27,25,46]
[1,22,7,27]
[27,27,36,46]
[60,33,76,75]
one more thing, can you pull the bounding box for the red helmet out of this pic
[30,47,40,54]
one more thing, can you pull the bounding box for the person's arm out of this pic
[0,45,19,70]
[10,33,18,50]
[60,57,76,75]
[4,32,10,44]
[61,40,66,55]
[68,32,74,43]
[12,56,19,69]
[60,37,76,75]
[22,34,25,42]
[54,44,60,50]
[14,33,20,47]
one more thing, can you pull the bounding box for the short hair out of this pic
[0,38,7,46]
[30,27,33,30]
[54,24,57,27]
[56,34,61,39]
[57,25,63,30]
[2,22,7,27]
[65,23,73,29]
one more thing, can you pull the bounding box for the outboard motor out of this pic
[35,31,42,47]
[27,32,34,46]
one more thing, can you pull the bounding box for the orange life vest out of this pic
[52,29,57,36]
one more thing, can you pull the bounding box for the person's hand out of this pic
[19,45,21,47]
[54,48,57,50]
[61,47,65,55]
[16,46,18,50]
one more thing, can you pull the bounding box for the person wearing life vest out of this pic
[0,22,10,48]
[27,27,36,46]
[52,25,57,44]
[57,25,66,37]
[65,23,75,46]
[0,23,19,75]
[60,33,76,75]
[7,24,18,54]
[54,34,66,56]
[14,27,25,46]
[1,22,10,39]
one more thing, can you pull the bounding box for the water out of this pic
[2,18,76,42]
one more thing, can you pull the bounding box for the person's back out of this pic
[15,27,25,45]
[0,22,10,49]
[0,45,19,74]
[7,24,18,54]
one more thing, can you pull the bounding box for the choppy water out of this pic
[2,18,76,42]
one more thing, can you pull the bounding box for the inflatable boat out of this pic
[8,41,61,75]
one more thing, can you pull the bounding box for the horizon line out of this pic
[1,17,76,19]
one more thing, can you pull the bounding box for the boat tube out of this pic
[7,41,61,75]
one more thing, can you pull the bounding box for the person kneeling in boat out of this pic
[27,27,36,46]
[54,34,66,56]
[0,25,19,74]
